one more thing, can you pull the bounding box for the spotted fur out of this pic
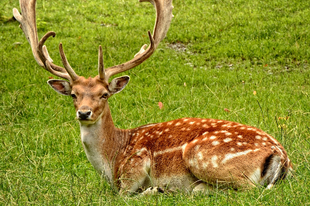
[92,116,292,194]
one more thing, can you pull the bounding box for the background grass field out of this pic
[1,0,310,205]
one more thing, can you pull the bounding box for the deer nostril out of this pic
[78,110,92,120]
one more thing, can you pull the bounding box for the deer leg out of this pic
[140,187,165,195]
[192,182,210,193]
[118,156,152,195]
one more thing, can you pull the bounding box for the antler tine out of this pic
[13,0,77,82]
[38,31,67,73]
[104,0,173,81]
[98,45,105,80]
[59,43,79,81]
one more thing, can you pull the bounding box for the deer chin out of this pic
[78,119,96,125]
[78,112,103,126]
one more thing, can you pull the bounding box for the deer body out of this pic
[78,91,291,193]
[14,0,292,195]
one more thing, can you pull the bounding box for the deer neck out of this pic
[79,104,129,183]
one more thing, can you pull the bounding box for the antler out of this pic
[101,0,174,81]
[13,0,173,83]
[13,0,78,82]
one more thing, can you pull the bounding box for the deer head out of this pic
[13,0,173,125]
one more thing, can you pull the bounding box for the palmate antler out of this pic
[13,0,173,83]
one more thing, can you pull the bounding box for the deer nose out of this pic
[77,109,92,120]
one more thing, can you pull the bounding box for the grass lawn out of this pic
[1,0,310,204]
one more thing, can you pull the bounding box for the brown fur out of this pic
[47,76,292,195]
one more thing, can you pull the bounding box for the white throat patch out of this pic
[80,119,113,182]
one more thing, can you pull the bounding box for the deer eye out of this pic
[101,93,109,99]
[71,94,77,99]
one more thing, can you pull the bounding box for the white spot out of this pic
[237,142,242,146]
[167,121,173,125]
[195,145,200,151]
[196,122,201,126]
[231,148,235,151]
[247,127,253,131]
[165,128,170,132]
[139,123,156,129]
[218,121,223,123]
[175,122,181,126]
[154,146,183,156]
[159,131,163,136]
[243,142,248,145]
[254,143,259,146]
[189,159,195,166]
[262,142,266,146]
[189,121,195,125]
[210,136,216,140]
[186,128,191,131]
[192,139,198,144]
[212,141,220,146]
[211,155,218,168]
[223,138,232,142]
[220,130,228,133]
[202,162,208,169]
[197,152,203,160]
[201,120,207,123]
[262,137,268,141]
[255,135,262,139]
[237,135,243,139]
[202,131,209,135]
[222,149,253,164]
[182,143,188,153]
[183,118,189,122]
[202,137,208,141]
[268,135,280,145]
[211,123,217,127]
[222,124,228,127]
[225,132,232,136]
[181,128,186,131]
[168,135,173,138]
[240,127,245,130]
[202,124,209,128]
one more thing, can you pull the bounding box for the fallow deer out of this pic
[13,0,292,195]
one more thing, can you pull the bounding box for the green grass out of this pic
[1,0,310,204]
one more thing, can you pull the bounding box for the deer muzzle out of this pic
[77,106,93,120]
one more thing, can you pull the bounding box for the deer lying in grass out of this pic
[13,0,292,195]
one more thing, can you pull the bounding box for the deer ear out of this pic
[47,79,72,96]
[109,76,130,94]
